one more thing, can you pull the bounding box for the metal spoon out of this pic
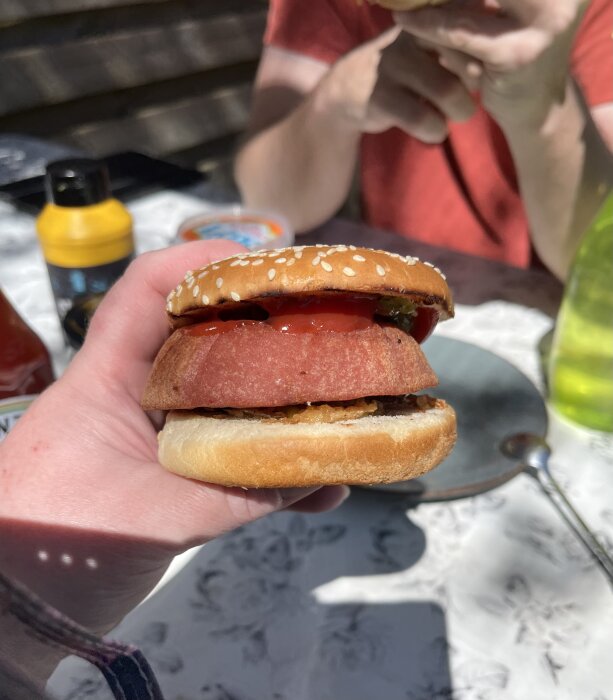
[500,433,613,586]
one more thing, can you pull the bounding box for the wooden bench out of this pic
[0,0,267,188]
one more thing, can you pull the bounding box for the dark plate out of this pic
[368,336,547,501]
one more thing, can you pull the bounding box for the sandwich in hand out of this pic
[142,245,456,488]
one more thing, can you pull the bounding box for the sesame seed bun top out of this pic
[166,244,453,324]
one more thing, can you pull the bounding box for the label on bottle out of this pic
[0,395,37,442]
[47,255,133,349]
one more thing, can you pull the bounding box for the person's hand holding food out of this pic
[313,19,476,144]
[0,241,349,642]
[391,0,591,125]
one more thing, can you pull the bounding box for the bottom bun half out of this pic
[157,398,456,488]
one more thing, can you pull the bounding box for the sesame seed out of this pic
[176,284,183,295]
[230,291,241,302]
[352,255,366,262]
[312,256,321,266]
[230,260,242,267]
[201,294,210,305]
[187,278,194,289]
[376,264,386,277]
[192,285,200,298]
[275,257,287,264]
[321,261,333,272]
[349,245,357,251]
[424,261,434,268]
[406,257,418,266]
[166,301,173,311]
[184,270,194,280]
[287,258,296,266]
[252,259,264,266]
[336,245,348,252]
[343,266,356,277]
[198,271,208,279]
[239,260,250,266]
[268,268,276,281]
[212,265,220,270]
[294,250,303,259]
[167,290,175,301]
[216,277,223,289]
[268,251,280,258]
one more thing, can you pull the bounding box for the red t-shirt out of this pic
[265,0,613,267]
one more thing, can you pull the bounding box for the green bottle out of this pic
[548,193,613,432]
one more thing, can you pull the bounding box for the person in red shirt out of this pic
[235,0,613,278]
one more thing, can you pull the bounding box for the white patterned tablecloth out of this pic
[1,178,612,700]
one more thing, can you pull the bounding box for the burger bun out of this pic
[157,398,456,488]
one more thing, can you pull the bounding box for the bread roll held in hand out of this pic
[142,245,457,488]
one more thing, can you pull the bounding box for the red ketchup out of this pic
[263,296,378,333]
[184,296,439,341]
[0,290,54,440]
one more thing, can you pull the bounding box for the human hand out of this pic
[316,25,476,143]
[0,241,348,635]
[394,0,588,124]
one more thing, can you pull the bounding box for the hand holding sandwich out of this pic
[0,242,349,685]
[393,0,613,279]
[315,24,476,144]
[392,0,589,124]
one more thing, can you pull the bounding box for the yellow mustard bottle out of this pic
[36,158,134,349]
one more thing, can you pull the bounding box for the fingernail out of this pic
[337,485,351,503]
[467,62,483,78]
[278,486,320,505]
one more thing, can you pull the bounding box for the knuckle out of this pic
[548,8,576,36]
[421,72,473,119]
[125,250,153,278]
[442,16,477,51]
[501,45,533,71]
[409,107,446,142]
[496,34,545,71]
[438,79,464,103]
[224,487,282,524]
[446,29,469,52]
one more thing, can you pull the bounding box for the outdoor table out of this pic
[1,135,611,700]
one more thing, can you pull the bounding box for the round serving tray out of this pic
[367,336,548,501]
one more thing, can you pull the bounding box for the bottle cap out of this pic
[45,158,111,207]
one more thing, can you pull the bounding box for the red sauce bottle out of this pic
[0,290,54,440]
